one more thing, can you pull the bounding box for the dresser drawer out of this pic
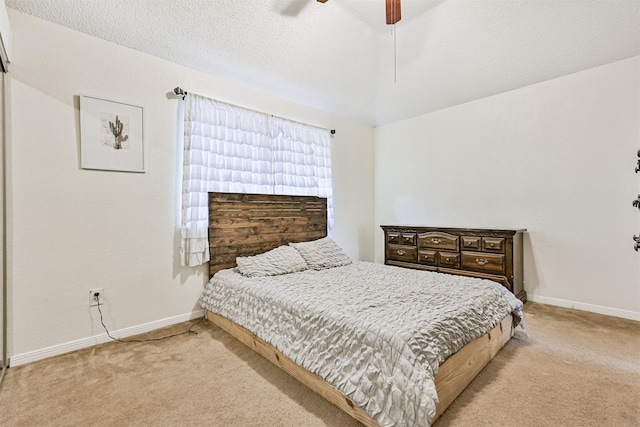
[461,236,481,250]
[482,237,505,253]
[461,251,505,274]
[418,232,459,251]
[418,249,437,265]
[387,232,400,244]
[438,251,460,268]
[399,232,417,246]
[387,245,417,262]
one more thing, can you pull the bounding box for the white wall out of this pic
[375,57,640,319]
[6,10,374,362]
[7,8,637,364]
[1,72,5,367]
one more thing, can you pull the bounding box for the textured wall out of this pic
[6,10,374,358]
[374,57,640,319]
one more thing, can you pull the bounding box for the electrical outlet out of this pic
[89,288,104,307]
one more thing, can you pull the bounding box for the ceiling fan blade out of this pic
[319,0,401,26]
[386,0,401,25]
[280,0,310,16]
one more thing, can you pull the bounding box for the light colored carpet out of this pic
[0,302,638,426]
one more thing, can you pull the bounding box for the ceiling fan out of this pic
[317,0,402,25]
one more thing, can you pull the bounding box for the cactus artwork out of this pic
[108,115,129,150]
[83,96,144,172]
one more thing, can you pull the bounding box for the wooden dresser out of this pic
[381,226,526,302]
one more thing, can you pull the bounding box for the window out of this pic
[180,93,333,267]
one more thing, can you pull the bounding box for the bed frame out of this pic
[207,192,515,425]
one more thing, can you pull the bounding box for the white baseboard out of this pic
[9,297,637,366]
[527,295,640,321]
[9,309,206,367]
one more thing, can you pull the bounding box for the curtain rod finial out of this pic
[174,87,187,100]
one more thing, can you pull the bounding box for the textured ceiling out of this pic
[7,0,640,126]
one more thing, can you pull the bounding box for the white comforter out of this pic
[200,261,523,426]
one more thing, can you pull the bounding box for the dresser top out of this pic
[380,225,527,235]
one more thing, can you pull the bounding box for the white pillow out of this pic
[289,237,352,270]
[236,245,309,277]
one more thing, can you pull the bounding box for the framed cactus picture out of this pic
[80,95,144,172]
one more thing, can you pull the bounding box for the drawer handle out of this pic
[476,258,488,265]
[445,257,450,262]
[431,238,441,244]
[467,241,473,246]
[397,249,406,256]
[490,243,495,247]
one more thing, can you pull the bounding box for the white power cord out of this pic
[0,363,7,391]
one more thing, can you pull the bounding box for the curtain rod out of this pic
[172,87,335,135]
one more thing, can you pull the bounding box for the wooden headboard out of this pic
[208,192,328,277]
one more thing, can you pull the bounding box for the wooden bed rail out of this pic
[207,311,515,426]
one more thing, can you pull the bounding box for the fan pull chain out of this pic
[392,24,397,83]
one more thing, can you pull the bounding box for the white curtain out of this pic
[180,93,333,267]
[270,116,333,227]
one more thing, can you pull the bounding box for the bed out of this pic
[200,192,522,426]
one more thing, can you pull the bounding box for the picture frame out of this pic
[80,95,145,172]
